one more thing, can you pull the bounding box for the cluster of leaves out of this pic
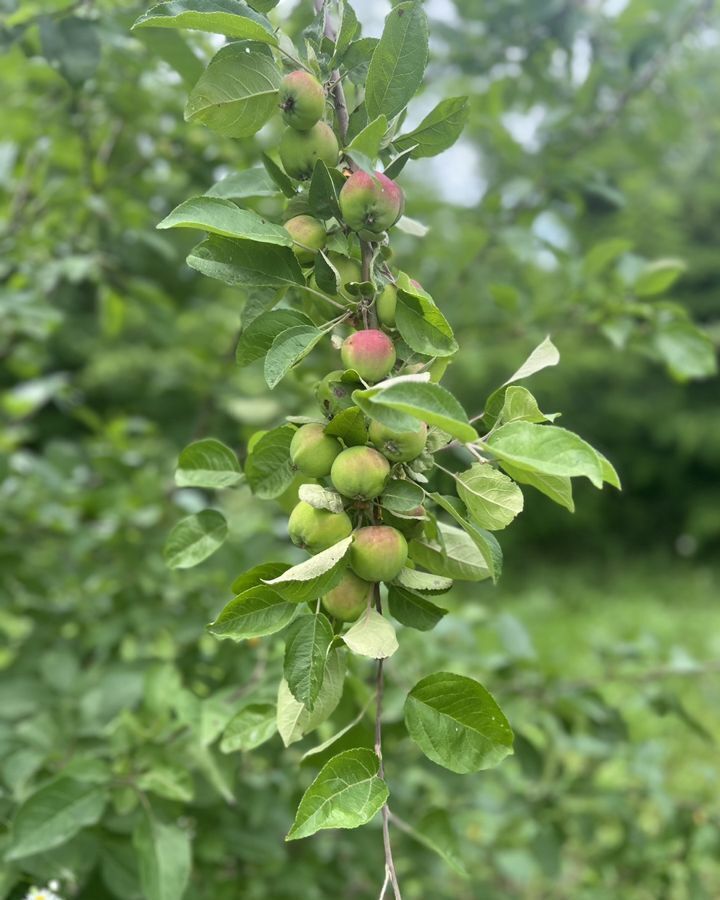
[126,0,620,871]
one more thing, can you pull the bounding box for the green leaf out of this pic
[634,258,686,296]
[164,509,228,569]
[185,43,280,138]
[244,424,295,498]
[137,767,194,803]
[499,463,575,513]
[277,650,346,746]
[484,422,607,488]
[404,672,514,773]
[354,381,476,443]
[395,214,429,237]
[261,152,296,198]
[220,703,277,752]
[208,586,296,641]
[503,335,560,385]
[284,614,334,710]
[230,561,290,594]
[308,160,342,219]
[456,464,524,531]
[175,438,242,489]
[398,808,470,877]
[409,522,492,582]
[324,406,368,446]
[205,166,279,199]
[394,567,453,594]
[387,585,447,631]
[343,608,398,659]
[380,479,425,515]
[395,291,458,357]
[428,494,502,583]
[39,16,100,87]
[394,96,469,159]
[366,1,429,121]
[263,536,352,602]
[236,309,313,367]
[286,748,388,840]
[497,385,557,426]
[264,325,325,389]
[6,777,107,860]
[157,197,291,246]
[133,812,191,900]
[132,0,278,45]
[383,145,415,179]
[298,483,345,514]
[654,319,718,380]
[188,236,305,289]
[345,115,388,162]
[583,237,633,277]
[331,0,360,63]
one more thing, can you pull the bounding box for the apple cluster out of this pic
[272,70,433,622]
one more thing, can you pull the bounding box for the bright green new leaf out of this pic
[366,1,429,120]
[208,586,296,640]
[485,422,608,488]
[394,96,469,159]
[175,438,242,489]
[324,406,368,446]
[286,748,388,840]
[456,464,524,531]
[164,509,228,569]
[185,43,280,137]
[283,613,334,710]
[157,197,291,245]
[404,672,513,773]
[6,777,107,860]
[343,608,399,659]
[132,0,278,45]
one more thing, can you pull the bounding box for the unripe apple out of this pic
[284,215,326,265]
[290,423,342,477]
[368,420,427,462]
[340,329,396,383]
[339,171,404,234]
[315,369,360,416]
[381,506,425,540]
[279,70,325,131]
[349,525,408,582]
[376,283,397,327]
[288,501,352,554]
[309,252,362,299]
[279,122,339,180]
[330,446,390,500]
[321,570,373,622]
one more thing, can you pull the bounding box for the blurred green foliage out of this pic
[0,1,718,898]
